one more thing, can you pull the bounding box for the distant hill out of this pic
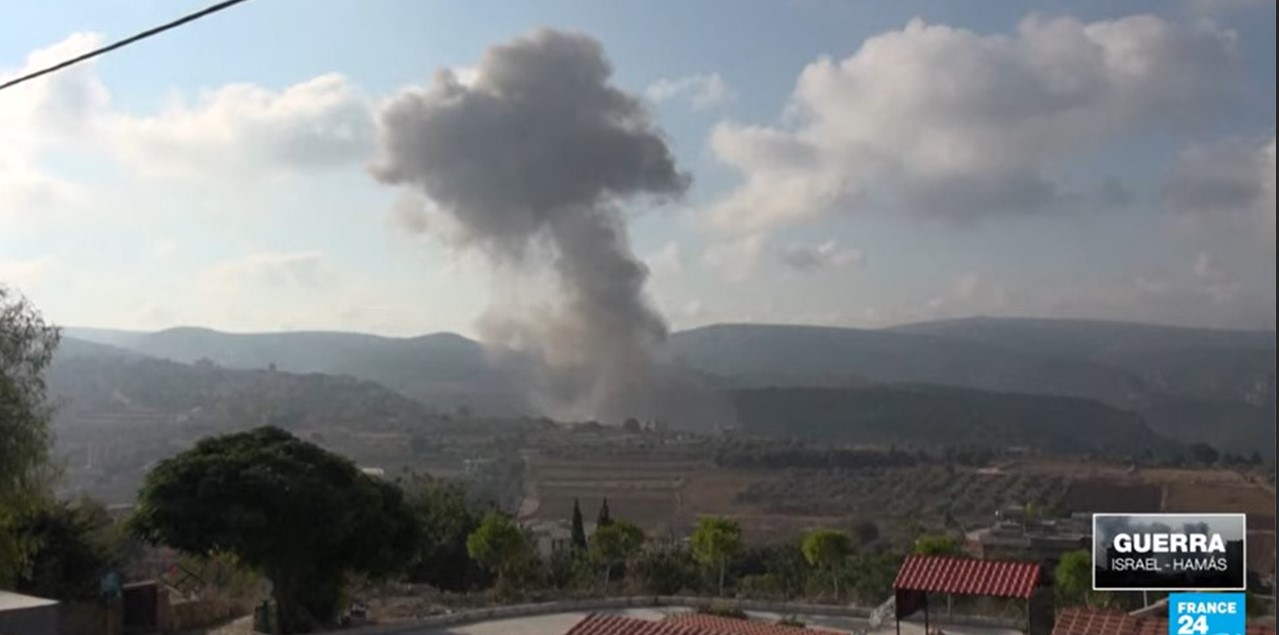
[891,317,1276,404]
[47,354,439,429]
[65,317,1276,455]
[65,326,526,416]
[56,336,150,361]
[666,323,1149,406]
[45,351,452,504]
[729,385,1182,457]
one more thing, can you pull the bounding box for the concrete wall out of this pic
[0,604,59,635]
[167,596,251,633]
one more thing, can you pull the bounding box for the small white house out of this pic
[525,519,595,558]
[0,591,58,635]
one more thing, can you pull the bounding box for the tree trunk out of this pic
[269,570,297,635]
[718,559,726,597]
[603,564,611,592]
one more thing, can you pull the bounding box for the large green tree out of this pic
[466,513,530,591]
[0,285,61,587]
[398,472,489,591]
[802,528,852,600]
[9,498,123,601]
[589,519,644,589]
[130,426,419,633]
[1054,549,1111,608]
[691,516,742,597]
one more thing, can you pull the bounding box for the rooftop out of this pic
[565,613,844,635]
[893,555,1042,600]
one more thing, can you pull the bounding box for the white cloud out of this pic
[707,14,1238,235]
[0,34,104,224]
[778,240,865,272]
[3,32,374,230]
[109,73,373,179]
[702,233,766,281]
[0,161,86,220]
[0,32,110,149]
[646,73,736,111]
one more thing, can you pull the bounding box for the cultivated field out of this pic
[524,451,1278,560]
[1058,480,1162,514]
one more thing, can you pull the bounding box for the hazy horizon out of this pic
[57,312,1279,342]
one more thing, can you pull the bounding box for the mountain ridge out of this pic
[59,317,1275,455]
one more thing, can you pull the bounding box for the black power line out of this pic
[0,0,256,94]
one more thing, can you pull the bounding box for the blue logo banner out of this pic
[1168,592,1246,635]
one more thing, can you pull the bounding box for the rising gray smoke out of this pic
[369,28,730,426]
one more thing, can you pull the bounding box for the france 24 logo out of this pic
[1168,592,1245,635]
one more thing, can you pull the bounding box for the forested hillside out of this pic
[729,385,1183,457]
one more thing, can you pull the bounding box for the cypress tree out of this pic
[571,498,587,550]
[596,497,612,528]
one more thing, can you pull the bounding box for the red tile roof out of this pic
[565,613,707,635]
[666,613,844,635]
[564,613,847,635]
[1052,607,1277,635]
[893,554,1041,600]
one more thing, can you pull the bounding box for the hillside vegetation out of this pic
[729,385,1181,456]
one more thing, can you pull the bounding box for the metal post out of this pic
[924,595,930,633]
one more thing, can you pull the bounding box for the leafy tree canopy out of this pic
[130,426,419,633]
[802,529,852,569]
[1055,549,1111,608]
[913,534,960,556]
[691,516,742,597]
[0,285,61,586]
[802,528,853,599]
[398,472,488,591]
[466,513,529,588]
[589,519,644,587]
[589,519,644,565]
[9,498,123,601]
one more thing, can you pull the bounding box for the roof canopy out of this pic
[892,554,1041,600]
[565,613,843,635]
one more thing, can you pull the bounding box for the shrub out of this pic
[700,599,747,619]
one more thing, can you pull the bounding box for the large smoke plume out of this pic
[369,29,730,427]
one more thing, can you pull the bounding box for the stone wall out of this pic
[167,596,251,633]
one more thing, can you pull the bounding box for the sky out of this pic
[1,0,1275,338]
